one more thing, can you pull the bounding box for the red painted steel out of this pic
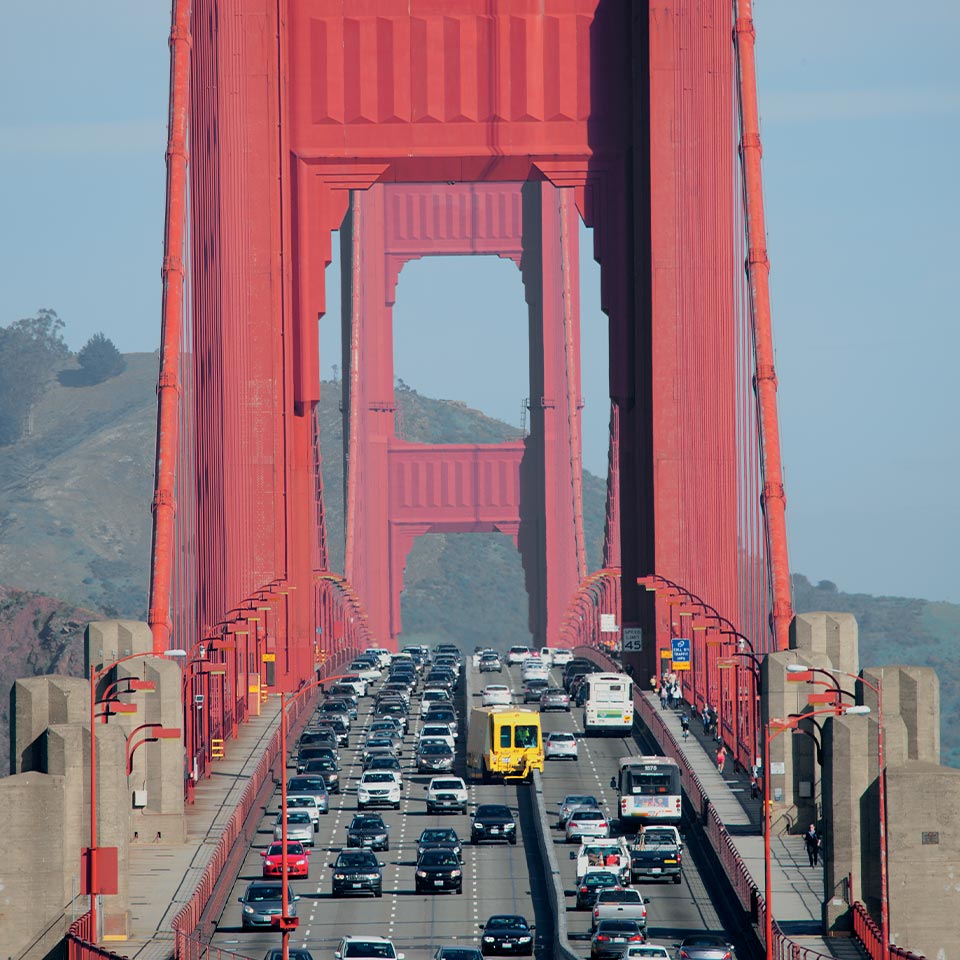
[734,0,793,649]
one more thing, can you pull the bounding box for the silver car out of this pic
[591,888,648,930]
[274,810,314,846]
[544,731,579,760]
[676,936,735,960]
[238,880,299,929]
[566,807,611,843]
[540,687,571,711]
[559,794,600,828]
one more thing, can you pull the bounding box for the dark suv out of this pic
[471,804,517,846]
[346,813,390,851]
[330,849,384,898]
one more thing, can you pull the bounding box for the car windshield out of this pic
[337,853,377,868]
[289,779,323,792]
[286,797,313,808]
[281,811,311,823]
[247,885,282,901]
[549,733,575,742]
[573,809,604,821]
[421,830,457,843]
[342,942,396,958]
[422,726,450,736]
[565,795,597,808]
[267,843,305,855]
[369,757,400,769]
[364,773,396,783]
[598,921,641,933]
[420,743,451,754]
[420,850,459,866]
[352,817,384,829]
[599,890,641,902]
[432,779,464,790]
[585,872,618,886]
[476,805,512,818]
[486,916,528,930]
[437,950,483,960]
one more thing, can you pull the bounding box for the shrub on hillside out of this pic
[77,333,126,384]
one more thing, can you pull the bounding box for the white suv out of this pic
[357,771,402,810]
[506,645,532,665]
[335,936,405,960]
[424,775,469,814]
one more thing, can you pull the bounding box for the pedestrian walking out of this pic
[680,713,690,741]
[804,824,822,867]
[660,684,669,710]
[715,744,726,775]
[750,774,759,799]
[650,674,660,695]
[701,704,711,735]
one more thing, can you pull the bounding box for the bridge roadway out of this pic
[207,659,732,959]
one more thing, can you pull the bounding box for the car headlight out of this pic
[483,937,495,943]
[243,905,254,914]
[333,873,345,880]
[416,870,428,878]
[474,823,485,830]
[375,834,387,842]
[365,873,381,880]
[519,936,532,943]
[451,869,461,877]
[505,823,516,831]
[358,790,369,800]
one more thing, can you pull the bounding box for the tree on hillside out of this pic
[77,332,126,384]
[0,309,70,443]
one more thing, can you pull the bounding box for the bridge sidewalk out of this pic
[640,691,851,959]
[121,697,282,959]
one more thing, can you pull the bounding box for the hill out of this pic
[0,354,956,767]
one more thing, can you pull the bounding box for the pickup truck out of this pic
[630,826,683,883]
[591,888,649,930]
[572,838,632,885]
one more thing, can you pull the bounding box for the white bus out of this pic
[612,756,682,827]
[582,672,634,735]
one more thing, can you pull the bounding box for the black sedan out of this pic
[575,869,620,909]
[414,848,463,894]
[417,828,463,861]
[471,804,517,846]
[330,849,383,898]
[301,757,340,793]
[345,813,390,851]
[522,678,550,703]
[416,740,455,773]
[480,915,535,956]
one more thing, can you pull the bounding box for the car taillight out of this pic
[580,886,589,893]
[599,822,608,827]
[630,935,643,941]
[679,951,689,958]
[596,935,610,942]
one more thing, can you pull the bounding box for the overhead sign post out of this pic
[671,637,692,672]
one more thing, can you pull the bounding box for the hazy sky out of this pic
[1,3,957,603]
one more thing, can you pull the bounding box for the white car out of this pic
[284,793,323,830]
[620,945,670,960]
[363,647,393,668]
[565,806,611,843]
[420,687,453,717]
[544,730,579,760]
[521,660,549,681]
[550,648,574,667]
[506,645,532,665]
[357,771,402,810]
[335,936,405,960]
[349,659,382,681]
[418,723,456,750]
[339,674,369,697]
[424,775,469,814]
[481,684,513,707]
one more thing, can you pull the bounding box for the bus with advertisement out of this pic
[582,672,634,735]
[611,756,682,827]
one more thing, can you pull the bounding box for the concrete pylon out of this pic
[86,619,153,674]
[10,674,87,774]
[790,611,859,675]
[885,761,960,957]
[861,665,939,763]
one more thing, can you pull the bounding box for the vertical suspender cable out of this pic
[344,193,363,578]
[149,0,192,653]
[733,0,792,650]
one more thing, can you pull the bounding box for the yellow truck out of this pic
[466,706,544,782]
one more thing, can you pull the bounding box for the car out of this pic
[592,889,648,931]
[479,652,503,673]
[285,792,325,829]
[425,668,458,692]
[420,688,453,716]
[590,919,646,958]
[346,813,391,851]
[417,827,463,861]
[286,776,330,809]
[338,674,369,697]
[333,937,404,960]
[357,770,402,809]
[423,702,459,730]
[471,804,517,845]
[520,661,548,683]
[264,951,314,960]
[618,946,671,960]
[415,847,464,894]
[298,728,338,752]
[366,753,405,787]
[418,723,456,750]
[425,776,469,814]
[349,659,382,682]
[314,715,350,746]
[368,719,404,745]
[330,849,384,898]
[433,948,483,960]
[364,647,393,667]
[522,678,550,703]
[238,880,298,929]
[539,686,571,711]
[574,869,621,909]
[297,745,338,772]
[566,806,611,843]
[574,839,633,885]
[630,826,683,883]
[482,684,513,707]
[300,756,341,793]
[373,701,408,734]
[274,809,314,845]
[319,699,353,726]
[261,840,310,878]
[506,646,532,665]
[676,935,735,960]
[549,648,573,667]
[479,914,535,956]
[544,730,579,760]
[362,737,400,765]
[327,685,361,716]
[559,794,600,828]
[416,739,455,773]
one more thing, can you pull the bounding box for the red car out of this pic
[261,841,310,878]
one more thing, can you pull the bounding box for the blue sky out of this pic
[1,3,957,603]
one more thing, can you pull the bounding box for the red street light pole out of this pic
[763,703,871,960]
[87,649,180,941]
[787,664,889,951]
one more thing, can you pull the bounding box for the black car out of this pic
[416,740,455,773]
[471,804,517,846]
[346,813,391,851]
[417,828,463,861]
[480,914,535,956]
[296,745,337,772]
[590,919,645,959]
[366,754,404,781]
[575,870,620,909]
[425,669,457,692]
[314,715,350,746]
[373,700,408,733]
[330,849,383,898]
[415,848,463,894]
[298,728,338,751]
[522,678,550,703]
[301,756,341,793]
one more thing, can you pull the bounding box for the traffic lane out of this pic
[535,685,725,951]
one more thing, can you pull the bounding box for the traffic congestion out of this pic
[208,644,734,960]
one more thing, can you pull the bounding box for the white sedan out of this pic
[544,730,579,760]
[481,684,513,707]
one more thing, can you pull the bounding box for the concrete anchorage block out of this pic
[790,611,860,676]
[861,665,939,764]
[10,674,87,774]
[85,619,153,676]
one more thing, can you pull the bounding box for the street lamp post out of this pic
[763,703,871,960]
[787,664,889,951]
